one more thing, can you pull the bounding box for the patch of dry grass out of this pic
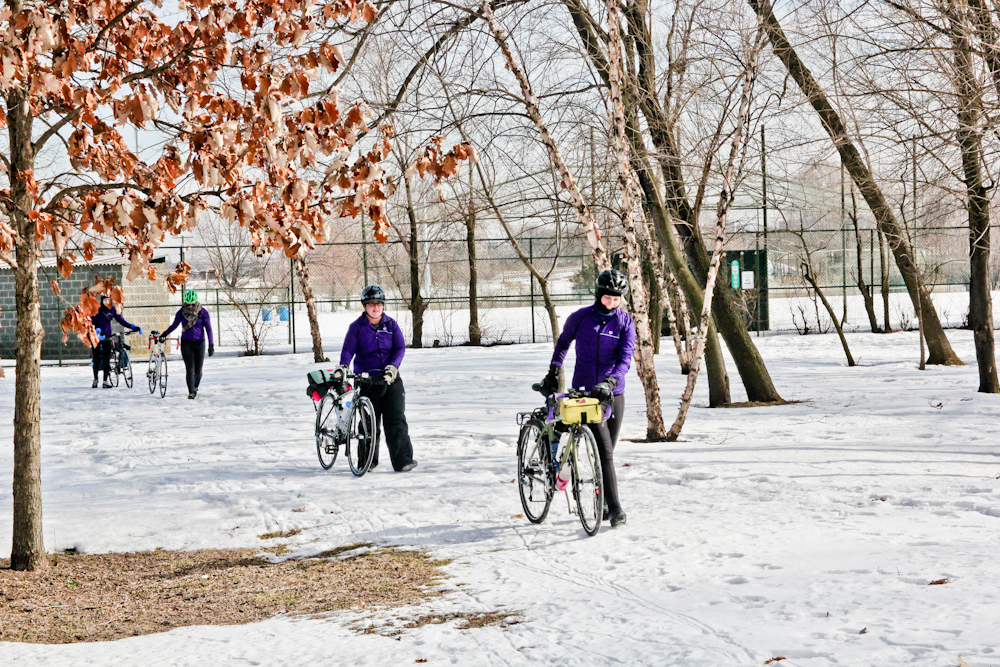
[354,609,522,637]
[0,546,448,644]
[257,528,303,540]
[403,610,522,630]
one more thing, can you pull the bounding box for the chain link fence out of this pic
[142,236,597,357]
[727,224,1000,335]
[11,223,1000,362]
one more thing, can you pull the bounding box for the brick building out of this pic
[0,255,174,361]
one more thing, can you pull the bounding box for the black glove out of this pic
[537,364,560,395]
[208,344,215,357]
[591,376,618,401]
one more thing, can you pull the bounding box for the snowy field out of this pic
[1,330,999,665]
[201,287,1000,354]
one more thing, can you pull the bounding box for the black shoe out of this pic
[602,506,610,521]
[92,379,99,388]
[188,392,196,399]
[610,511,627,527]
[102,380,113,388]
[398,461,418,472]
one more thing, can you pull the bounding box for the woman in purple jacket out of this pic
[90,294,142,388]
[160,290,214,399]
[339,285,417,472]
[537,269,636,527]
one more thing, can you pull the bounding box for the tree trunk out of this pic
[402,174,427,348]
[605,0,666,440]
[537,276,560,345]
[946,1,999,392]
[10,83,46,571]
[293,257,326,363]
[804,268,856,366]
[748,0,961,366]
[467,163,481,346]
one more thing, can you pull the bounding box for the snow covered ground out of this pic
[1,330,999,665]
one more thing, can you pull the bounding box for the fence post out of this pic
[870,228,875,290]
[290,257,296,354]
[216,288,220,348]
[841,160,847,323]
[529,238,536,344]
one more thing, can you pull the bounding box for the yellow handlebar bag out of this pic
[559,397,604,424]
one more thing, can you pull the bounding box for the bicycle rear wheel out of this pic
[123,351,133,388]
[147,356,158,394]
[517,419,553,523]
[315,394,339,470]
[571,427,603,536]
[158,356,167,397]
[347,396,377,476]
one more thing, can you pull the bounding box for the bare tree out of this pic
[293,257,328,362]
[792,213,856,366]
[748,0,962,366]
[669,22,764,440]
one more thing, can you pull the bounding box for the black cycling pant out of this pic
[181,339,206,394]
[92,339,113,380]
[588,393,625,515]
[362,376,415,471]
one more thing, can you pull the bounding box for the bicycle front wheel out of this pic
[110,353,120,387]
[123,352,133,388]
[315,394,339,470]
[147,356,158,394]
[158,356,167,397]
[347,396,377,477]
[517,419,553,524]
[571,427,603,536]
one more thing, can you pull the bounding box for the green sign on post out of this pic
[730,259,741,289]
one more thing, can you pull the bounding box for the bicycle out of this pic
[146,330,168,398]
[313,367,379,476]
[108,330,136,388]
[515,385,608,536]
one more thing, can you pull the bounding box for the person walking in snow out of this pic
[90,294,142,388]
[339,285,418,472]
[160,289,214,400]
[536,269,635,527]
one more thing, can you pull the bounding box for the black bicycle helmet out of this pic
[595,269,628,297]
[361,285,386,304]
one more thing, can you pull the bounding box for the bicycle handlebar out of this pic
[533,383,604,403]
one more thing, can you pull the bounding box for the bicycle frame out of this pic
[316,371,373,441]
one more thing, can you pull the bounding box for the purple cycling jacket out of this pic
[340,313,405,374]
[162,307,214,344]
[91,306,135,338]
[550,304,636,395]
